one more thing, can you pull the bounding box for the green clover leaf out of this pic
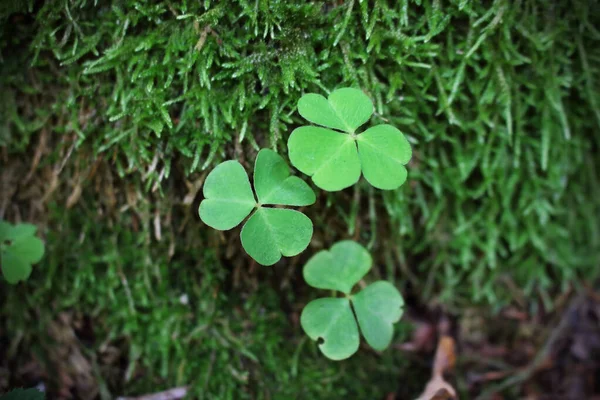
[0,388,45,400]
[0,388,46,400]
[299,297,359,361]
[303,240,372,294]
[198,161,256,230]
[199,149,315,266]
[300,240,404,360]
[352,281,404,351]
[297,88,374,133]
[0,221,45,284]
[288,88,412,191]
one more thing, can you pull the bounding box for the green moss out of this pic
[2,201,416,398]
[1,0,600,396]
[3,0,597,307]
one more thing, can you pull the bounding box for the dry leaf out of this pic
[416,375,456,400]
[416,335,457,400]
[433,336,456,376]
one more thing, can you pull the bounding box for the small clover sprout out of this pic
[0,221,45,284]
[199,149,315,266]
[288,88,412,191]
[300,241,404,360]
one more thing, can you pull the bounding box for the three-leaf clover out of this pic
[300,241,404,360]
[199,149,315,266]
[0,221,45,284]
[288,88,412,191]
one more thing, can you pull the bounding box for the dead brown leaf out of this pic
[416,335,457,400]
[66,179,83,209]
[24,128,48,184]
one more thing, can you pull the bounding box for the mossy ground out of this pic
[2,198,421,399]
[1,0,600,398]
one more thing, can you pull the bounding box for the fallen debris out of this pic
[416,320,457,400]
[116,386,189,400]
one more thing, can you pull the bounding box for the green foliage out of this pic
[199,161,257,230]
[1,203,418,399]
[0,222,44,284]
[0,388,44,400]
[240,208,312,266]
[303,240,372,294]
[301,298,359,361]
[301,241,404,360]
[1,0,600,396]
[352,281,404,351]
[199,149,314,265]
[289,88,412,190]
[298,88,374,133]
[1,0,599,308]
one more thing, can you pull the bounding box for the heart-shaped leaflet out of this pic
[0,222,45,284]
[300,297,359,361]
[241,207,313,266]
[352,281,404,351]
[297,88,374,133]
[253,148,316,206]
[303,240,372,294]
[199,161,256,230]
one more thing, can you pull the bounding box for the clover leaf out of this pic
[0,388,45,400]
[199,149,315,266]
[300,241,404,360]
[288,88,412,191]
[0,221,45,284]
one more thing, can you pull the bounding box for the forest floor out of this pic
[3,280,600,399]
[2,1,600,398]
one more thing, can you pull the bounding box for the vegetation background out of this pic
[1,0,599,398]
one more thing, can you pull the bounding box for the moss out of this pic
[1,0,600,397]
[2,200,416,398]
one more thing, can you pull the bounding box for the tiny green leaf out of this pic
[0,222,45,284]
[5,223,38,240]
[298,88,373,133]
[254,148,315,206]
[356,125,412,190]
[0,221,11,242]
[352,281,404,351]
[240,208,312,266]
[288,126,361,191]
[300,297,359,360]
[0,388,45,400]
[2,251,32,284]
[10,236,45,264]
[303,240,372,294]
[290,87,412,191]
[199,160,256,230]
